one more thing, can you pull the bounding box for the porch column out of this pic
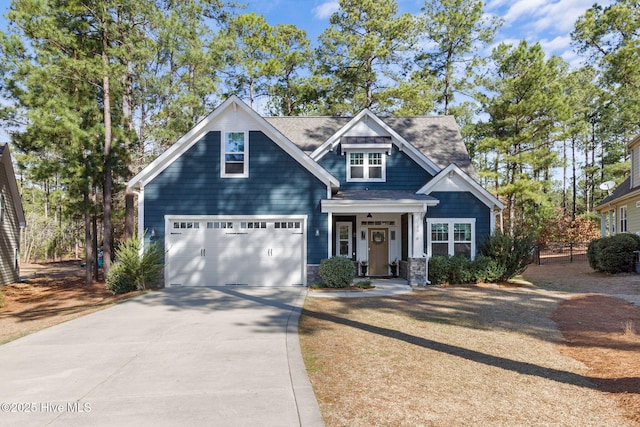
[600,213,607,237]
[408,211,429,286]
[412,212,424,258]
[608,210,614,235]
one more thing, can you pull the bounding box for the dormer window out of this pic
[347,152,385,181]
[221,131,248,178]
[342,136,390,182]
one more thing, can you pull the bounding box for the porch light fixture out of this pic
[367,213,372,218]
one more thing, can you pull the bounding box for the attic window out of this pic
[347,152,385,182]
[221,131,248,178]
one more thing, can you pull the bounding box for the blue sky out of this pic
[0,0,612,141]
[242,0,613,68]
[0,0,613,66]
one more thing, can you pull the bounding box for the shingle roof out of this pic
[264,115,474,176]
[332,189,437,202]
[596,176,640,209]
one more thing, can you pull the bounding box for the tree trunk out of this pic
[93,213,99,282]
[102,17,113,276]
[571,136,577,221]
[125,193,135,239]
[84,190,93,287]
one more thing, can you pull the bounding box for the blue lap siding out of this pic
[426,191,491,254]
[317,145,433,190]
[143,131,329,263]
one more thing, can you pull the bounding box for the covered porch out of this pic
[321,190,439,286]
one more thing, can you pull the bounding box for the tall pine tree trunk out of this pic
[84,189,93,287]
[102,17,113,276]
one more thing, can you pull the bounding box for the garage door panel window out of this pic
[207,221,233,229]
[174,221,200,229]
[428,220,475,258]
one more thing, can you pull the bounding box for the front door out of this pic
[368,228,389,276]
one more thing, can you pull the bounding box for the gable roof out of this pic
[264,113,475,177]
[595,176,640,211]
[0,143,26,227]
[417,164,504,210]
[127,96,339,191]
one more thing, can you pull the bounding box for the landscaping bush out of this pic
[479,230,534,282]
[353,280,372,289]
[428,255,480,285]
[472,255,506,283]
[587,237,603,271]
[428,255,450,285]
[105,263,136,294]
[448,255,475,284]
[588,233,640,274]
[318,257,355,288]
[106,234,163,294]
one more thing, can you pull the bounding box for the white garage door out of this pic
[165,217,305,286]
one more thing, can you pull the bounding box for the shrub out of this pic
[589,233,640,274]
[472,255,506,283]
[105,263,136,294]
[448,255,475,284]
[318,257,355,288]
[428,255,478,285]
[587,237,603,271]
[479,230,534,281]
[106,234,163,294]
[354,280,372,289]
[428,255,450,285]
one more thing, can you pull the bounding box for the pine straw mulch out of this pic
[0,260,142,344]
[300,262,640,426]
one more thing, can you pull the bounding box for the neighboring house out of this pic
[127,96,504,287]
[0,143,26,285]
[595,133,640,237]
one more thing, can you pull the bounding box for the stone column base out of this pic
[407,257,427,286]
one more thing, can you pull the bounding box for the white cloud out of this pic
[312,1,339,19]
[539,35,572,53]
[502,0,549,26]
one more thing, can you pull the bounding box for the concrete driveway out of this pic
[0,286,323,427]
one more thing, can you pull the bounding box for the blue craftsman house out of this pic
[127,96,504,286]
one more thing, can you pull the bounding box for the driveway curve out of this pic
[0,286,323,427]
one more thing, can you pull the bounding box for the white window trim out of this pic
[0,194,5,223]
[221,131,249,178]
[620,205,628,233]
[345,150,386,182]
[426,218,476,258]
[336,221,353,258]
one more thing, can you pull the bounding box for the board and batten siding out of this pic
[425,191,491,255]
[143,131,329,264]
[318,145,433,191]
[0,162,20,285]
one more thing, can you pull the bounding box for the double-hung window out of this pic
[427,219,475,258]
[620,206,628,233]
[347,152,385,182]
[222,131,248,178]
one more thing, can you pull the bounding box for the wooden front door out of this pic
[368,228,389,276]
